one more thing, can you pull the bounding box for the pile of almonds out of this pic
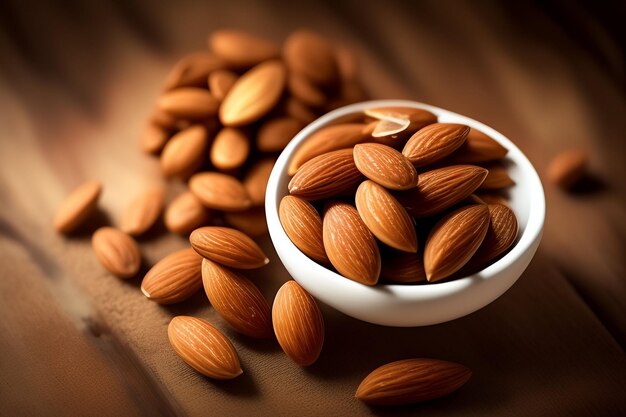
[280,106,519,285]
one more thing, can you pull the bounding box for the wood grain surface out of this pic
[0,1,624,416]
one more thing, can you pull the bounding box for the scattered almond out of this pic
[279,196,328,263]
[256,117,303,152]
[163,52,224,90]
[353,143,418,190]
[189,172,251,211]
[283,30,338,86]
[54,180,102,234]
[141,248,203,304]
[479,165,515,190]
[210,128,250,171]
[284,96,317,124]
[190,226,269,269]
[160,125,208,178]
[402,123,469,167]
[208,69,238,101]
[140,123,170,155]
[119,187,164,236]
[547,149,588,189]
[164,192,210,234]
[243,158,275,206]
[288,73,327,108]
[91,227,141,278]
[224,207,268,237]
[209,30,279,68]
[158,88,220,119]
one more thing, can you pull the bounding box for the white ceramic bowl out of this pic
[266,100,545,326]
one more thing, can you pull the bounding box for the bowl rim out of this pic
[266,99,545,298]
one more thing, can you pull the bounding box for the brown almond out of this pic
[288,73,327,108]
[365,107,437,146]
[335,46,358,82]
[279,196,328,263]
[398,165,488,218]
[209,30,279,68]
[479,165,515,190]
[119,187,165,236]
[140,123,170,155]
[356,358,471,406]
[149,107,179,131]
[164,192,210,235]
[243,158,275,206]
[219,60,286,126]
[190,226,268,269]
[189,172,251,211]
[547,149,588,189]
[91,227,141,278]
[448,128,508,164]
[224,207,268,237]
[380,251,426,283]
[288,149,363,200]
[202,259,272,338]
[288,123,367,175]
[402,123,469,167]
[158,88,220,119]
[160,125,208,178]
[284,97,317,124]
[163,52,224,90]
[424,204,490,282]
[256,117,304,152]
[284,30,338,86]
[355,180,417,253]
[141,248,203,304]
[208,69,238,101]
[168,316,242,379]
[210,128,250,171]
[323,202,380,285]
[54,180,102,234]
[353,143,418,190]
[476,193,509,206]
[272,281,324,366]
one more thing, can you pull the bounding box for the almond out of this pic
[164,192,210,234]
[476,193,508,206]
[243,158,275,206]
[284,30,338,86]
[284,97,317,124]
[364,107,437,146]
[210,128,250,171]
[272,281,324,366]
[163,52,224,90]
[380,250,426,283]
[224,207,268,237]
[208,69,238,101]
[189,172,251,211]
[190,226,268,269]
[288,73,327,108]
[158,88,220,119]
[322,202,380,285]
[424,204,490,282]
[141,248,203,304]
[119,187,164,236]
[91,227,141,278]
[256,117,304,152]
[398,165,488,218]
[547,149,588,189]
[335,46,357,82]
[54,180,102,234]
[368,119,410,146]
[479,165,515,190]
[279,195,328,263]
[140,123,170,155]
[288,149,363,200]
[356,358,471,405]
[355,181,417,253]
[201,259,272,338]
[168,316,242,379]
[448,128,508,164]
[219,60,286,126]
[149,107,179,131]
[402,123,469,167]
[209,30,279,68]
[353,143,418,190]
[160,125,208,178]
[288,124,367,175]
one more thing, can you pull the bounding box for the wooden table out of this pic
[0,1,624,415]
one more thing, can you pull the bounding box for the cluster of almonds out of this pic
[280,106,519,285]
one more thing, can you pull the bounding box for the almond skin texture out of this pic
[208,69,238,101]
[353,143,418,190]
[163,52,224,90]
[398,165,488,218]
[224,207,268,238]
[202,259,272,338]
[547,149,588,189]
[209,30,279,68]
[210,128,250,171]
[141,248,203,304]
[190,226,269,269]
[424,204,490,282]
[219,60,286,126]
[168,316,242,379]
[54,180,102,234]
[356,358,472,406]
[355,181,417,253]
[189,172,251,211]
[402,123,469,167]
[380,251,426,283]
[158,88,219,119]
[160,125,208,178]
[273,281,324,366]
[119,187,165,236]
[279,196,328,263]
[283,30,338,86]
[164,192,210,234]
[479,165,515,190]
[323,202,381,285]
[243,158,275,206]
[288,149,363,200]
[288,123,367,175]
[448,128,508,164]
[256,117,303,152]
[91,227,141,278]
[140,123,169,155]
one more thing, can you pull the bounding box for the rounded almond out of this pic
[160,125,208,178]
[283,30,338,86]
[165,192,210,234]
[322,202,380,285]
[243,158,275,206]
[402,123,469,167]
[140,123,170,155]
[189,172,251,211]
[209,30,279,68]
[158,88,220,119]
[91,227,141,278]
[201,259,272,338]
[355,180,417,253]
[448,128,508,164]
[279,195,328,263]
[479,165,515,190]
[168,316,242,379]
[190,226,268,269]
[547,149,588,189]
[119,187,164,236]
[141,248,203,304]
[273,281,324,366]
[256,117,303,152]
[208,69,238,101]
[219,60,286,126]
[224,207,268,237]
[163,52,224,90]
[54,180,102,234]
[353,143,418,190]
[287,73,327,108]
[210,128,250,171]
